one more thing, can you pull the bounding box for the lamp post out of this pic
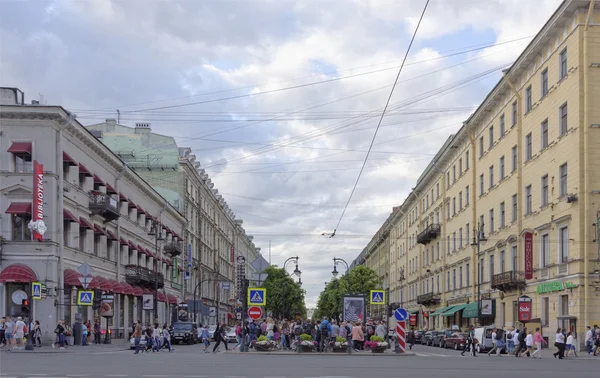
[471,221,487,327]
[332,257,349,278]
[148,217,165,324]
[283,256,301,319]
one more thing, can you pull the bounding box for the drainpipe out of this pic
[56,113,75,322]
[114,162,127,336]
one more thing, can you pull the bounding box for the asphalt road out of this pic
[0,343,598,378]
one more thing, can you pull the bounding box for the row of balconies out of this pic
[125,264,165,289]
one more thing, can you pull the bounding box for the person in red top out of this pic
[233,321,242,350]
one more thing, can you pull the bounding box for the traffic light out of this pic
[92,289,102,310]
[21,298,30,315]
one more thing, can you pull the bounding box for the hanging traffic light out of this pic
[21,298,30,315]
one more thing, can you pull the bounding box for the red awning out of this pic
[64,268,82,287]
[91,276,112,292]
[78,163,93,177]
[167,294,179,304]
[7,142,32,154]
[109,279,123,294]
[165,227,172,235]
[93,224,107,236]
[136,206,144,214]
[106,230,118,241]
[156,291,167,303]
[142,287,152,294]
[119,237,128,246]
[5,202,32,215]
[120,282,134,295]
[93,175,105,186]
[119,193,128,202]
[128,200,136,209]
[137,245,147,255]
[62,152,78,166]
[79,217,94,229]
[128,241,138,250]
[105,183,117,195]
[87,276,102,290]
[0,264,37,283]
[131,286,143,296]
[63,209,79,223]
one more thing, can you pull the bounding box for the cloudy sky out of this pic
[1,0,563,306]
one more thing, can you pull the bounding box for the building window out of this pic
[12,152,33,173]
[559,226,569,263]
[500,156,505,180]
[447,271,450,290]
[446,172,450,188]
[559,103,568,135]
[499,201,505,228]
[489,209,494,234]
[465,185,470,205]
[453,165,456,182]
[436,242,440,260]
[479,174,484,196]
[479,258,485,282]
[512,194,518,222]
[11,213,32,241]
[499,114,505,137]
[79,229,87,251]
[489,165,494,188]
[94,234,101,256]
[466,263,470,287]
[541,297,549,326]
[511,245,518,271]
[489,126,494,148]
[525,185,532,214]
[500,250,505,273]
[459,158,463,174]
[525,133,532,161]
[452,197,456,216]
[512,101,517,126]
[541,68,548,98]
[453,269,456,291]
[512,145,517,172]
[465,150,469,169]
[525,85,532,112]
[453,232,457,251]
[459,266,463,288]
[447,236,450,254]
[559,48,568,80]
[479,136,484,157]
[489,254,495,279]
[466,224,470,246]
[541,119,549,149]
[459,191,463,210]
[459,228,463,249]
[541,233,549,267]
[541,175,549,206]
[447,204,450,220]
[559,163,568,196]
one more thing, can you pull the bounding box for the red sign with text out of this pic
[518,295,532,322]
[230,246,235,263]
[32,161,44,241]
[524,232,533,280]
[409,314,417,326]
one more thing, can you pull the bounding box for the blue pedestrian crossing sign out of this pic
[77,290,94,306]
[394,308,408,321]
[370,290,385,304]
[32,282,42,300]
[247,288,266,306]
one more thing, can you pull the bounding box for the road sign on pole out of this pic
[78,275,92,289]
[247,288,266,306]
[396,320,406,353]
[394,308,408,321]
[370,290,385,304]
[77,263,92,277]
[237,255,246,265]
[248,306,263,320]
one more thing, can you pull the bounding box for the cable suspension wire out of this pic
[330,0,430,238]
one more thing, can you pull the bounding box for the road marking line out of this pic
[143,376,169,377]
[105,375,129,377]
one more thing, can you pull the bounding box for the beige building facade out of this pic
[370,0,600,343]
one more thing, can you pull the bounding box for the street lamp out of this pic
[332,257,348,278]
[283,256,301,319]
[471,221,487,327]
[152,220,164,324]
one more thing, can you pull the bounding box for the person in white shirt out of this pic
[487,328,499,356]
[565,332,578,357]
[521,330,534,357]
[553,328,566,359]
[14,317,26,349]
[585,326,593,355]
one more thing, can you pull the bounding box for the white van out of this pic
[473,326,506,353]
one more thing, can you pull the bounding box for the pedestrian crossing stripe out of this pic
[247,287,266,306]
[77,290,94,305]
[370,290,385,304]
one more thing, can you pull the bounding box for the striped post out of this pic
[396,320,406,353]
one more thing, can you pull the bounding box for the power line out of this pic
[330,0,430,237]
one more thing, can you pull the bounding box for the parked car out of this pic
[444,332,468,350]
[224,327,237,343]
[421,331,438,346]
[129,334,147,350]
[171,322,198,345]
[433,330,454,348]
[412,330,423,343]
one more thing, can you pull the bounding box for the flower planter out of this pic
[333,347,348,353]
[254,344,274,352]
[371,347,386,354]
[301,345,314,353]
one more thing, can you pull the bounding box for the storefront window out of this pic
[5,283,28,317]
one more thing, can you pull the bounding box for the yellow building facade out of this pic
[382,0,600,343]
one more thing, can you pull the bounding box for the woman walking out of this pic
[161,323,173,352]
[233,321,242,350]
[553,328,566,359]
[133,324,143,354]
[212,322,229,353]
[531,328,547,359]
[565,332,578,357]
[33,321,42,347]
[351,322,364,352]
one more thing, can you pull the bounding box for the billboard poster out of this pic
[178,303,189,322]
[142,294,154,310]
[342,295,366,323]
[518,295,533,322]
[524,232,534,280]
[100,294,114,318]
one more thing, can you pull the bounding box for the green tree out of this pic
[315,265,382,322]
[260,265,306,319]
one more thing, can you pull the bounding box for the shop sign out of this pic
[517,295,532,322]
[524,232,533,280]
[30,161,46,241]
[536,281,578,294]
[409,313,417,326]
[481,299,494,316]
[100,294,114,318]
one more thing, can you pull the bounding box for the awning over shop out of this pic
[79,217,94,229]
[62,152,77,166]
[0,264,37,283]
[131,286,143,296]
[93,224,108,236]
[430,306,453,316]
[105,183,117,195]
[462,302,479,319]
[109,279,123,294]
[64,268,82,287]
[63,209,79,223]
[93,175,105,186]
[167,294,179,304]
[78,163,93,177]
[106,230,118,241]
[407,308,420,314]
[5,202,32,215]
[442,303,469,316]
[156,291,166,302]
[121,282,134,295]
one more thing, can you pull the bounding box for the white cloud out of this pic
[0,0,563,306]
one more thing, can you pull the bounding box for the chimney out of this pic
[0,87,25,105]
[105,118,117,131]
[134,122,152,134]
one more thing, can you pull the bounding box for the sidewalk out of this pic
[2,342,130,354]
[235,349,416,356]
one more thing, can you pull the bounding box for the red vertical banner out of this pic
[32,161,44,241]
[230,245,235,263]
[524,232,533,279]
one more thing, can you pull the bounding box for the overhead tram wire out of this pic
[329,0,430,238]
[75,35,532,113]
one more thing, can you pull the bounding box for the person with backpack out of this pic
[514,327,528,357]
[505,326,514,354]
[319,318,332,352]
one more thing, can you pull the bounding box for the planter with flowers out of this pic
[333,336,349,352]
[365,336,388,353]
[254,335,277,351]
[299,334,316,352]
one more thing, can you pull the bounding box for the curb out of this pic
[237,351,416,356]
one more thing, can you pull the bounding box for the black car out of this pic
[421,331,438,346]
[171,322,198,345]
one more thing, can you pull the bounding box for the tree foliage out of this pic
[260,265,306,319]
[315,265,381,322]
